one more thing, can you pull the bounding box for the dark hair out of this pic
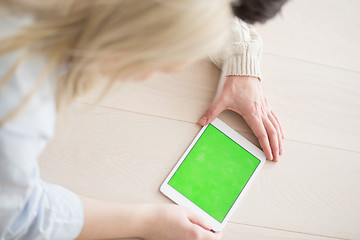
[231,0,288,24]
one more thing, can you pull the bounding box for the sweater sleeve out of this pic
[209,17,263,80]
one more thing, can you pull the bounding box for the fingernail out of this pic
[274,152,279,162]
[200,116,208,125]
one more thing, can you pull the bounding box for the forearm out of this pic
[77,196,148,240]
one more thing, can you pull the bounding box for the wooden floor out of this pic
[39,0,360,239]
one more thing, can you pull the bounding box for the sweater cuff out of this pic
[224,54,262,80]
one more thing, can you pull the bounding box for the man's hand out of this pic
[198,76,284,161]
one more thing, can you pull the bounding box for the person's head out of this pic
[231,0,288,24]
[0,0,232,121]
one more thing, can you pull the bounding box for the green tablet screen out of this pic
[168,124,260,223]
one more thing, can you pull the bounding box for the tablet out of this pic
[160,118,266,231]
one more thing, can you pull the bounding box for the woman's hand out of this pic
[142,204,222,240]
[77,197,221,240]
[198,76,284,161]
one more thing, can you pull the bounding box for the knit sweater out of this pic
[210,17,262,80]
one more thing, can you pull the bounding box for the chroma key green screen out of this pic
[168,124,260,222]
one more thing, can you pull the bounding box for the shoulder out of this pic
[0,13,56,139]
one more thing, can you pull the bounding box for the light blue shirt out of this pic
[0,13,84,239]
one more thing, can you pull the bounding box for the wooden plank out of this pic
[78,60,220,126]
[39,104,360,240]
[255,0,360,72]
[260,54,360,152]
[78,55,360,152]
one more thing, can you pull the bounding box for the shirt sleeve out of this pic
[209,17,263,79]
[0,128,84,240]
[0,41,84,239]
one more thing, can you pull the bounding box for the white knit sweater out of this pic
[210,17,262,80]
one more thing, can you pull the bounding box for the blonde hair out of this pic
[0,0,232,126]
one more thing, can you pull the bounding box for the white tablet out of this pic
[160,118,266,231]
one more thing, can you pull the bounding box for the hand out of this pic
[198,76,284,161]
[142,204,222,240]
[77,197,221,240]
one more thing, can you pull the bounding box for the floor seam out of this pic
[228,221,350,240]
[262,52,360,74]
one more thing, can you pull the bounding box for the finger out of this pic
[198,98,226,126]
[242,113,273,160]
[262,115,279,162]
[271,110,285,139]
[186,210,223,239]
[267,112,283,155]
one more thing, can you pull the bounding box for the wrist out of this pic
[77,197,155,240]
[134,204,157,239]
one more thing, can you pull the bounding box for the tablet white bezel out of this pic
[160,118,266,231]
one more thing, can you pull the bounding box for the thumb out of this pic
[187,210,212,231]
[198,98,225,126]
